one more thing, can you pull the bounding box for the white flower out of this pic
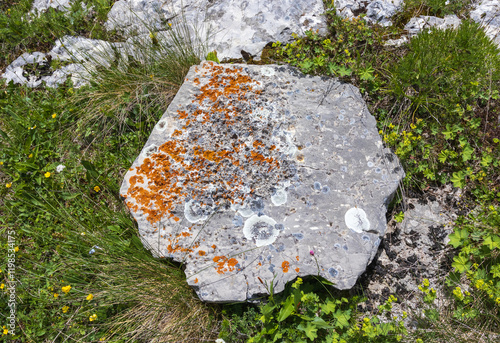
[56,164,66,172]
[215,339,226,343]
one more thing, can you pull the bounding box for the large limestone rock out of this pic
[105,0,327,60]
[120,61,404,302]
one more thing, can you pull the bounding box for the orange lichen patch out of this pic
[282,261,290,273]
[125,62,294,233]
[198,250,206,256]
[296,256,300,261]
[213,255,239,274]
[211,244,217,249]
[194,278,199,283]
[295,268,300,273]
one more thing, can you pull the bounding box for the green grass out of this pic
[1,0,500,342]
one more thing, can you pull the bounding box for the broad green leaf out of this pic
[311,316,333,329]
[333,309,351,329]
[320,300,336,315]
[277,296,295,322]
[451,171,465,188]
[297,322,318,341]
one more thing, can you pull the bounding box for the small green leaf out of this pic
[451,171,465,188]
[448,228,468,248]
[206,51,220,63]
[481,154,493,167]
[452,254,471,273]
[483,235,500,250]
[394,211,404,223]
[462,144,473,162]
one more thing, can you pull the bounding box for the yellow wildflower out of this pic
[44,171,51,178]
[6,183,11,188]
[28,153,33,158]
[14,246,18,252]
[86,294,94,301]
[0,284,4,289]
[422,278,430,287]
[94,186,101,192]
[388,123,395,129]
[168,22,172,27]
[52,113,57,118]
[62,285,71,294]
[54,293,59,298]
[0,161,3,165]
[3,328,7,335]
[62,305,69,313]
[89,314,97,322]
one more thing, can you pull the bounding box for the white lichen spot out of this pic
[184,199,211,223]
[344,207,370,233]
[271,188,287,206]
[142,144,158,158]
[231,203,253,217]
[155,119,168,132]
[261,67,275,76]
[243,215,279,247]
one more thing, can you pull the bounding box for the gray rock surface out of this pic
[31,0,73,13]
[120,61,404,302]
[359,185,462,325]
[405,15,462,36]
[105,0,327,60]
[334,0,403,26]
[471,0,500,45]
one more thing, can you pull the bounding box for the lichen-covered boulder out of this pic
[120,61,404,302]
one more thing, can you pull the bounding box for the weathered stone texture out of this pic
[120,61,404,302]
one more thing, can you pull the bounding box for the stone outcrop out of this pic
[105,0,327,61]
[471,0,500,45]
[120,61,404,302]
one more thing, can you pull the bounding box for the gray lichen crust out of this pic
[120,61,404,302]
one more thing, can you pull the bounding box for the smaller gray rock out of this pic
[2,52,48,87]
[31,0,73,13]
[405,15,461,36]
[334,0,403,26]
